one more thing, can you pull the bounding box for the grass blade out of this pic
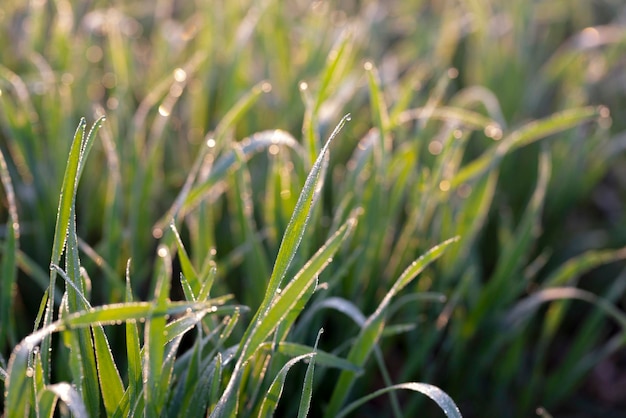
[324,237,459,417]
[336,382,463,418]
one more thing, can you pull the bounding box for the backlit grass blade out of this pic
[65,211,100,416]
[452,107,600,187]
[505,287,626,329]
[171,223,201,296]
[144,244,173,416]
[156,84,275,229]
[324,237,459,418]
[40,117,86,377]
[211,115,351,418]
[242,216,357,361]
[257,353,316,418]
[246,114,352,337]
[38,383,88,418]
[542,246,626,288]
[5,299,215,415]
[335,382,463,418]
[40,117,104,379]
[125,261,142,417]
[0,145,18,352]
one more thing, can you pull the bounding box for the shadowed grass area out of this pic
[1,1,626,417]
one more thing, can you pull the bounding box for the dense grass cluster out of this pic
[1,0,626,417]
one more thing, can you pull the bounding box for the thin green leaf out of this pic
[257,353,316,418]
[324,237,459,418]
[335,382,463,418]
[298,329,323,418]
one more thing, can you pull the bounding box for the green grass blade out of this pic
[542,246,626,288]
[257,353,316,418]
[297,329,323,418]
[0,145,18,352]
[41,117,86,377]
[39,383,89,418]
[324,237,459,418]
[335,382,463,418]
[125,260,142,417]
[171,223,201,296]
[452,107,600,187]
[144,245,173,416]
[242,216,357,361]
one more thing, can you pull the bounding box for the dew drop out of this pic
[157,245,168,258]
[158,104,170,117]
[173,68,187,82]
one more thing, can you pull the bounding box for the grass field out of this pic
[1,0,626,417]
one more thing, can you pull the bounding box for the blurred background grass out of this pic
[1,0,626,416]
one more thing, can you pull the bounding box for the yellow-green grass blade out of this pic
[335,382,462,418]
[211,115,351,418]
[125,261,142,417]
[5,300,212,415]
[242,216,357,362]
[394,106,499,131]
[41,117,86,377]
[156,84,275,230]
[452,106,600,188]
[304,32,353,162]
[365,62,391,165]
[324,237,459,418]
[171,222,201,297]
[0,145,18,352]
[173,129,304,228]
[274,214,359,343]
[243,114,351,344]
[467,150,551,330]
[65,211,101,416]
[40,117,104,380]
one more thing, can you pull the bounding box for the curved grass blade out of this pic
[257,352,316,418]
[335,382,462,418]
[211,115,351,418]
[38,383,88,418]
[297,329,323,418]
[324,237,459,418]
[452,107,600,187]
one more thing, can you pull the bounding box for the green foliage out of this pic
[1,1,626,417]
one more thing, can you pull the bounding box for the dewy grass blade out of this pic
[335,382,463,418]
[38,383,89,418]
[66,207,101,416]
[39,117,105,380]
[297,329,323,418]
[144,244,173,416]
[211,115,351,418]
[125,261,142,417]
[324,237,459,418]
[242,217,357,362]
[41,117,86,377]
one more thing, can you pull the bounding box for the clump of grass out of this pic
[2,1,626,417]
